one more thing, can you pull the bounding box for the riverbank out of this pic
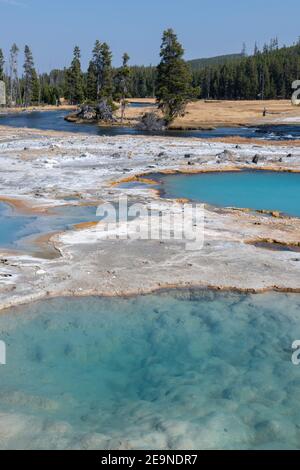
[11,99,298,130]
[0,104,76,116]
[119,99,300,129]
[0,126,300,310]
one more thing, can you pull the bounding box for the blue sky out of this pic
[0,0,299,72]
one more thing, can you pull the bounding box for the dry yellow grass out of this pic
[1,104,76,114]
[119,99,300,129]
[174,99,300,128]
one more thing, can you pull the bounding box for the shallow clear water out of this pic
[0,110,299,140]
[156,171,300,217]
[0,202,99,254]
[0,110,143,136]
[0,291,300,450]
[0,202,36,249]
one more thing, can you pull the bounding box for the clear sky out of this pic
[0,0,299,72]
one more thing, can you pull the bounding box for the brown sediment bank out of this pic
[206,136,300,146]
[0,194,101,216]
[111,175,159,186]
[246,238,300,251]
[113,165,300,189]
[23,231,62,260]
[0,196,49,215]
[73,221,99,230]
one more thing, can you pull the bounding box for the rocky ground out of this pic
[1,126,300,310]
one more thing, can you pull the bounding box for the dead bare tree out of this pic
[9,44,20,106]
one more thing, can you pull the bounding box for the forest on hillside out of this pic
[188,53,243,71]
[193,40,300,100]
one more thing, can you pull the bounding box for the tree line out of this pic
[0,34,300,110]
[193,39,300,100]
[0,41,156,106]
[0,44,40,106]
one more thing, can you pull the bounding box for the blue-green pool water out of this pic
[0,291,300,450]
[156,171,300,217]
[0,202,36,249]
[0,202,99,255]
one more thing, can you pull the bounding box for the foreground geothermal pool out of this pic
[0,291,300,450]
[156,171,300,217]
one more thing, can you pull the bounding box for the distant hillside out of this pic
[188,53,243,70]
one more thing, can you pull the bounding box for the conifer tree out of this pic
[99,42,113,99]
[92,40,102,99]
[156,29,196,124]
[119,53,131,98]
[254,42,260,55]
[23,45,39,106]
[31,68,40,103]
[86,60,97,102]
[67,46,84,104]
[0,49,4,81]
[88,41,113,101]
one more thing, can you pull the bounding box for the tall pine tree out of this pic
[23,45,39,106]
[86,60,97,102]
[92,40,102,100]
[156,29,196,124]
[31,68,40,103]
[66,46,84,104]
[99,42,113,100]
[87,40,113,102]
